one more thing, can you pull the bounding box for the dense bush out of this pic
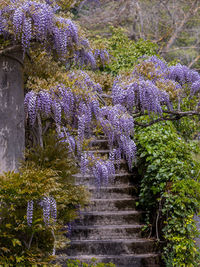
[135,121,200,266]
[66,258,115,267]
[0,135,89,266]
[93,27,158,75]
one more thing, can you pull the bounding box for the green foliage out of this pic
[0,167,58,265]
[0,135,89,266]
[135,121,200,266]
[24,133,77,181]
[93,27,158,75]
[66,258,115,267]
[171,94,200,140]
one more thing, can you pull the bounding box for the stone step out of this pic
[114,160,129,171]
[62,239,157,256]
[58,254,161,267]
[73,172,133,186]
[74,211,142,226]
[86,198,138,211]
[82,159,129,172]
[88,185,138,199]
[69,224,143,240]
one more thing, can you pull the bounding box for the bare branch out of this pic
[162,46,200,53]
[188,55,200,68]
[134,116,180,127]
[134,109,200,127]
[0,45,24,66]
[163,110,200,116]
[0,44,22,55]
[162,0,200,52]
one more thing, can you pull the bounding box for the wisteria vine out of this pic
[24,56,200,196]
[112,56,200,113]
[0,0,109,68]
[27,196,57,226]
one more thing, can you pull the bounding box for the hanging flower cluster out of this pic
[0,0,94,62]
[27,196,57,226]
[94,48,110,67]
[112,56,200,113]
[112,77,171,114]
[24,72,101,122]
[168,64,200,85]
[81,151,115,187]
[99,105,136,170]
[27,200,34,226]
[191,79,200,96]
[24,56,200,190]
[24,71,102,154]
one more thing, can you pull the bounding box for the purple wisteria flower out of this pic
[190,79,200,96]
[39,196,57,226]
[168,64,199,85]
[0,0,94,62]
[27,200,34,226]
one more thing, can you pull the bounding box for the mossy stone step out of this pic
[86,198,138,211]
[69,224,143,240]
[58,254,161,267]
[61,238,158,256]
[74,210,142,226]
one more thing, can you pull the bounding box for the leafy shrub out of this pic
[66,258,115,267]
[135,121,200,266]
[0,136,89,266]
[93,27,158,75]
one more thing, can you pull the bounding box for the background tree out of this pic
[76,0,200,69]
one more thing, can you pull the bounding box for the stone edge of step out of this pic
[58,253,160,259]
[67,238,157,244]
[71,224,143,230]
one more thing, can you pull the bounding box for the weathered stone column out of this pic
[0,47,24,173]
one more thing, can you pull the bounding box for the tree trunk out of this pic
[0,47,24,173]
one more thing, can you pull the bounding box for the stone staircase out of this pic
[58,138,161,267]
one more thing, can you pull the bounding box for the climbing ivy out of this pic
[135,121,200,266]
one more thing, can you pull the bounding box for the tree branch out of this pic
[134,115,180,127]
[162,0,200,53]
[163,110,200,116]
[0,45,24,66]
[188,55,200,68]
[0,44,22,55]
[162,46,200,53]
[134,109,199,127]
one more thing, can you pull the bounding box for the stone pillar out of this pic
[0,48,24,173]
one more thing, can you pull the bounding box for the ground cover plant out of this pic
[0,0,200,266]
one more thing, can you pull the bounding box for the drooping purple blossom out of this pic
[0,0,93,61]
[27,200,34,226]
[168,64,200,85]
[24,91,38,125]
[94,49,110,67]
[80,152,89,175]
[112,74,172,114]
[145,56,168,72]
[39,196,57,226]
[40,196,51,226]
[98,105,136,171]
[50,197,57,222]
[58,126,76,152]
[190,79,200,96]
[74,49,96,69]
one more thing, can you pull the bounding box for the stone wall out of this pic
[0,48,24,173]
